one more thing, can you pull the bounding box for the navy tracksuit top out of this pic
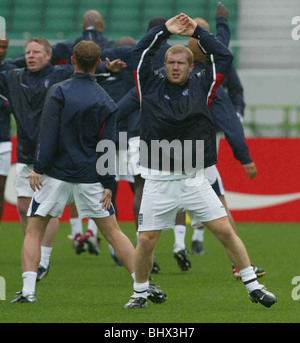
[117,18,250,166]
[131,24,233,171]
[0,63,74,164]
[34,73,117,190]
[0,60,17,143]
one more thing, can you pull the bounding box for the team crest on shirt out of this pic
[44,79,49,88]
[182,89,188,96]
[138,213,143,225]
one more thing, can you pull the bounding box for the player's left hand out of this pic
[215,2,229,20]
[100,189,112,211]
[105,58,127,73]
[242,162,257,179]
[26,171,43,191]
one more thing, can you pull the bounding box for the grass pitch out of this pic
[0,221,299,324]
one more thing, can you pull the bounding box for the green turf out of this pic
[0,221,299,323]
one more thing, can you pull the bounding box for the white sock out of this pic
[22,271,37,296]
[70,218,83,237]
[239,266,260,293]
[108,243,116,256]
[131,273,135,281]
[173,225,186,252]
[39,246,52,268]
[192,227,204,242]
[133,281,149,299]
[87,219,98,236]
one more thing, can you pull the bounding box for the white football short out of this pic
[16,163,34,197]
[115,149,134,183]
[27,174,115,219]
[205,165,225,196]
[138,176,227,232]
[128,136,141,176]
[0,149,11,176]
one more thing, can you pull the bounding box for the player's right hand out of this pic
[26,171,43,191]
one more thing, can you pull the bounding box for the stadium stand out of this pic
[238,0,300,69]
[109,0,143,38]
[176,0,208,22]
[1,0,11,28]
[3,0,238,55]
[143,0,176,27]
[12,0,43,35]
[44,0,77,37]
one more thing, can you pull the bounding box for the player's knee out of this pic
[137,231,158,251]
[219,223,237,244]
[17,203,29,218]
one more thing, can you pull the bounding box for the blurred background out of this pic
[2,0,300,137]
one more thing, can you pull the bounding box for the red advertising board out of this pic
[217,137,300,222]
[3,137,300,222]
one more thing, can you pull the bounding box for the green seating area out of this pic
[3,0,238,59]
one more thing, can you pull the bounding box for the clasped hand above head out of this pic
[166,13,197,37]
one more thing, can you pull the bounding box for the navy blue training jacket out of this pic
[117,18,250,166]
[204,17,250,164]
[131,24,233,171]
[34,73,117,190]
[99,43,171,144]
[51,29,116,65]
[222,65,245,116]
[0,60,17,142]
[0,63,74,164]
[192,62,251,164]
[117,86,140,139]
[116,41,171,140]
[118,71,251,166]
[215,17,245,116]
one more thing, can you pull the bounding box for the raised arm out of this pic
[131,24,170,100]
[179,13,233,74]
[117,87,140,122]
[215,2,230,47]
[213,4,245,118]
[212,88,252,165]
[223,65,245,118]
[178,13,233,108]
